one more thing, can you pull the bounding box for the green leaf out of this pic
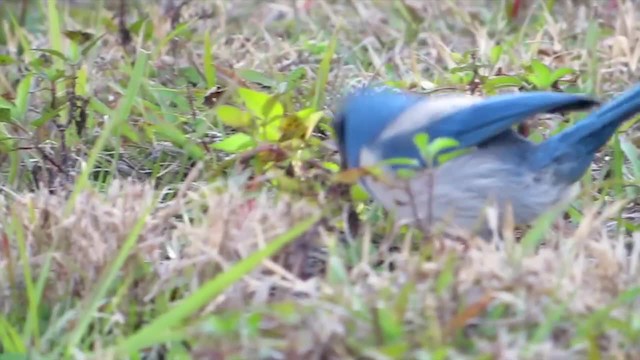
[0,354,29,360]
[0,107,11,122]
[450,52,464,63]
[428,137,460,156]
[81,33,106,57]
[216,105,252,128]
[0,55,16,66]
[0,315,26,353]
[396,168,417,180]
[376,305,405,343]
[531,59,551,76]
[14,73,34,120]
[237,88,284,122]
[383,157,420,168]
[413,132,430,159]
[549,67,575,83]
[31,48,68,62]
[296,108,324,139]
[527,60,552,89]
[483,75,524,91]
[303,39,328,55]
[620,136,640,180]
[63,30,94,45]
[211,132,256,153]
[75,65,88,96]
[323,161,340,173]
[178,66,203,85]
[238,69,278,88]
[129,18,154,42]
[154,122,187,144]
[0,96,12,108]
[278,114,306,141]
[121,122,141,143]
[158,22,192,53]
[31,104,66,128]
[449,64,476,73]
[414,134,460,165]
[45,68,66,82]
[350,184,370,201]
[101,16,118,32]
[489,44,503,65]
[284,67,305,92]
[437,148,470,164]
[449,71,474,85]
[153,121,204,159]
[261,121,282,142]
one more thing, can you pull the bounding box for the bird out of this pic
[333,84,640,239]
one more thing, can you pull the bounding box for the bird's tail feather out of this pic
[551,83,640,153]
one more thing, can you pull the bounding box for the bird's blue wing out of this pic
[375,91,598,167]
[427,92,598,147]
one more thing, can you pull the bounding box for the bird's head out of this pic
[333,87,427,170]
[333,87,485,171]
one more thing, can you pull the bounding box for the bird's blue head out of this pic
[333,87,424,169]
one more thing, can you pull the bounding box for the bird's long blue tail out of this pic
[551,83,640,153]
[530,83,640,184]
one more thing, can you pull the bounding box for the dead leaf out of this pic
[203,86,226,108]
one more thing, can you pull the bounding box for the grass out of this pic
[1,0,640,359]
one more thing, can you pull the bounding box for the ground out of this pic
[0,0,639,359]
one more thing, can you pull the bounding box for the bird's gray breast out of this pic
[360,132,579,235]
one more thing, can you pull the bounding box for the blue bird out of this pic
[333,84,640,238]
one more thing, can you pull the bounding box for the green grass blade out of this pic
[620,136,640,180]
[520,206,565,256]
[203,31,216,88]
[312,31,337,110]
[611,135,624,198]
[24,251,54,349]
[46,0,63,69]
[0,314,27,354]
[10,211,38,349]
